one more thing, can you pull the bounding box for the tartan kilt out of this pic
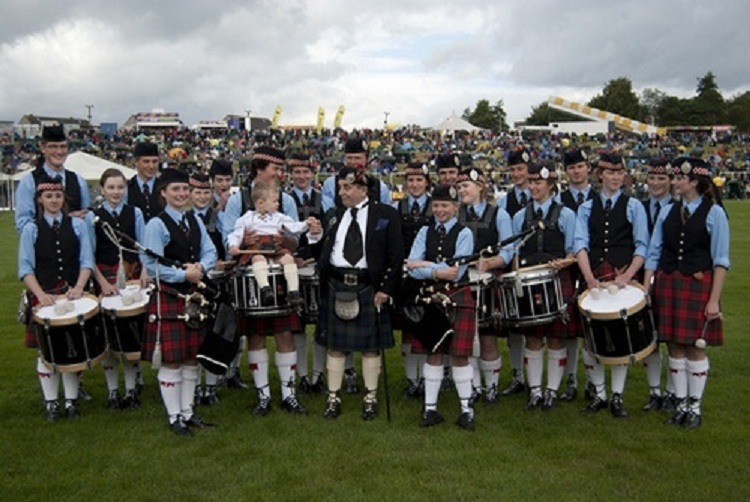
[653,269,723,346]
[94,261,142,294]
[24,281,67,349]
[315,279,394,352]
[238,311,301,336]
[411,286,476,357]
[141,287,206,364]
[525,267,580,339]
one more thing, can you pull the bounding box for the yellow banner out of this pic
[316,106,325,133]
[271,105,283,128]
[334,105,345,129]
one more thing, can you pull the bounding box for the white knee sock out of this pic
[643,350,662,395]
[101,353,119,393]
[668,357,688,400]
[480,357,502,391]
[205,371,219,387]
[362,356,381,400]
[275,351,297,400]
[294,333,309,378]
[423,363,443,412]
[403,343,418,382]
[252,261,270,289]
[564,338,579,380]
[37,358,59,402]
[158,366,182,423]
[610,364,628,395]
[583,350,596,388]
[469,356,482,390]
[123,361,138,392]
[61,372,80,401]
[452,365,474,414]
[508,334,525,380]
[546,348,567,392]
[589,360,606,399]
[524,348,544,391]
[249,348,270,398]
[180,365,199,420]
[687,358,709,412]
[326,355,345,395]
[284,263,299,292]
[313,342,326,378]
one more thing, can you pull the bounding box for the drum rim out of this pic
[100,283,149,317]
[234,264,288,276]
[578,282,647,320]
[586,339,657,365]
[33,293,100,327]
[499,266,557,283]
[40,351,106,373]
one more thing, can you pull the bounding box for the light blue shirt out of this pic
[142,206,217,283]
[573,190,650,258]
[512,199,576,255]
[14,164,91,234]
[407,217,474,281]
[554,186,593,210]
[321,175,391,213]
[647,195,673,226]
[221,183,299,245]
[391,193,428,212]
[645,200,730,271]
[497,186,531,213]
[18,213,94,280]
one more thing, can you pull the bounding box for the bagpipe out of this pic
[94,216,238,374]
[402,221,545,353]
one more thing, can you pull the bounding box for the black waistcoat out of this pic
[32,167,83,213]
[660,198,713,274]
[35,216,80,291]
[588,195,634,269]
[459,203,499,252]
[560,188,595,213]
[398,196,433,255]
[159,212,202,291]
[519,202,565,267]
[128,177,164,222]
[94,205,138,265]
[504,189,528,217]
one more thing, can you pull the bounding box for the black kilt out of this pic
[315,278,394,352]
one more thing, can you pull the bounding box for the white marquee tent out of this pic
[432,112,485,132]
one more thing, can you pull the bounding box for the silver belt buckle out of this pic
[343,273,358,286]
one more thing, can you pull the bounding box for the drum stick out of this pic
[519,257,577,273]
[235,249,277,255]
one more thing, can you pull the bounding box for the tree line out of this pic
[463,72,750,132]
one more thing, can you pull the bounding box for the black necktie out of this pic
[469,206,479,222]
[604,199,612,215]
[343,207,363,266]
[437,224,446,238]
[411,201,420,218]
[576,192,584,207]
[535,208,543,220]
[143,183,150,198]
[179,215,190,236]
[52,219,60,234]
[112,210,119,220]
[653,201,661,225]
[682,206,690,224]
[520,192,528,207]
[302,193,310,206]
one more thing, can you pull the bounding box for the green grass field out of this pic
[1,205,749,501]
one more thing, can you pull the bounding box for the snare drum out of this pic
[231,264,292,317]
[578,283,656,365]
[468,267,498,330]
[33,294,106,372]
[298,265,320,324]
[498,267,565,328]
[100,283,149,362]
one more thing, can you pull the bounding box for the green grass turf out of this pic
[1,205,749,501]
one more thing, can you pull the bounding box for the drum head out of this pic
[34,294,100,326]
[101,285,150,317]
[579,283,646,320]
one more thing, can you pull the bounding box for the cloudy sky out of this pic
[1,0,748,129]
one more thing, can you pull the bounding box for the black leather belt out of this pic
[330,267,371,286]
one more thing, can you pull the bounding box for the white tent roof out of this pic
[432,112,484,132]
[13,151,136,181]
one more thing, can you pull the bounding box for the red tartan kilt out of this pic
[24,281,67,349]
[524,267,581,339]
[593,260,643,283]
[653,269,723,346]
[94,261,142,294]
[141,288,205,364]
[238,312,301,336]
[411,286,476,357]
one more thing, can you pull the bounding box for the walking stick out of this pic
[376,303,392,422]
